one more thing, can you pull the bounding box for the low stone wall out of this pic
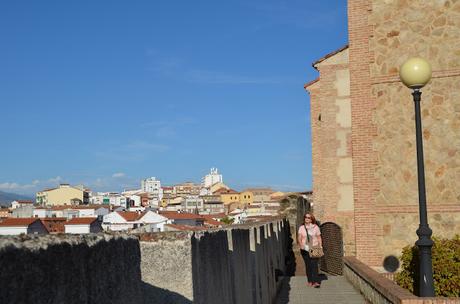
[344,257,460,304]
[0,234,142,304]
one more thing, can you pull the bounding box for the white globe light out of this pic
[399,57,432,89]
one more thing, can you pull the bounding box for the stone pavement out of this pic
[275,275,367,304]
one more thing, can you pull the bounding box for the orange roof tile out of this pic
[14,200,34,204]
[201,213,226,220]
[312,44,349,67]
[117,211,144,222]
[214,188,239,195]
[73,205,109,210]
[204,218,222,226]
[165,224,206,231]
[304,78,319,89]
[40,217,67,221]
[0,218,40,226]
[65,217,98,225]
[159,211,203,220]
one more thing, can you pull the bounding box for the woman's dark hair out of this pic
[304,212,317,224]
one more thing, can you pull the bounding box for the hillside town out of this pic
[0,168,288,235]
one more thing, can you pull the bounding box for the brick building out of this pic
[305,0,460,267]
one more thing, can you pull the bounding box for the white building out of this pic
[10,200,34,209]
[0,218,48,235]
[229,209,248,224]
[141,177,163,201]
[102,210,168,232]
[73,205,110,218]
[203,168,223,188]
[183,196,204,213]
[33,208,52,218]
[64,217,102,234]
[89,192,128,207]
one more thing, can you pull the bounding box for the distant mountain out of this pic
[0,191,34,207]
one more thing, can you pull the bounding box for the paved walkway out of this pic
[275,275,366,304]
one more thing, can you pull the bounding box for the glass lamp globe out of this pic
[399,57,432,89]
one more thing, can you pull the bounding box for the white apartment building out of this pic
[141,177,163,201]
[89,192,128,207]
[203,168,223,188]
[183,196,204,213]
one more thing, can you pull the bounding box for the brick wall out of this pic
[306,49,356,256]
[347,0,382,266]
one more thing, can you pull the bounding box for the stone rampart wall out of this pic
[139,232,194,304]
[0,234,142,304]
[0,218,293,304]
[191,219,293,304]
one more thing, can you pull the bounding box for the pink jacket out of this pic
[298,224,321,248]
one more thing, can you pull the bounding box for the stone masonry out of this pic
[306,0,460,267]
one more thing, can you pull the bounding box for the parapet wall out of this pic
[140,232,194,303]
[0,218,293,304]
[0,234,142,304]
[191,218,294,304]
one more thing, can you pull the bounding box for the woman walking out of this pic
[297,212,322,288]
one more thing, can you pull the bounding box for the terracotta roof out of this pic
[242,188,274,193]
[50,206,74,211]
[159,211,203,220]
[14,200,34,204]
[117,211,144,222]
[73,205,109,210]
[203,218,222,226]
[214,188,239,195]
[65,217,98,225]
[0,218,40,227]
[40,217,67,221]
[41,188,57,192]
[304,78,319,89]
[40,218,66,233]
[312,44,349,67]
[201,213,226,220]
[165,224,206,231]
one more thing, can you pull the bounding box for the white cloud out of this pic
[112,172,125,178]
[47,176,62,184]
[0,182,21,190]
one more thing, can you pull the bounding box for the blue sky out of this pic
[0,0,348,195]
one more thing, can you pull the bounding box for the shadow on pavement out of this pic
[142,282,192,304]
[319,272,329,283]
[275,277,291,304]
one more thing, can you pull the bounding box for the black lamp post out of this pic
[399,57,435,297]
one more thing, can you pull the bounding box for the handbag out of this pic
[305,224,324,258]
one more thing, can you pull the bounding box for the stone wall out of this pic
[367,0,460,264]
[306,0,460,267]
[191,219,293,304]
[140,232,194,304]
[0,218,293,304]
[0,234,143,304]
[140,219,293,304]
[344,257,460,304]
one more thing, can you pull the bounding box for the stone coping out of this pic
[135,216,287,242]
[0,233,136,251]
[343,257,460,304]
